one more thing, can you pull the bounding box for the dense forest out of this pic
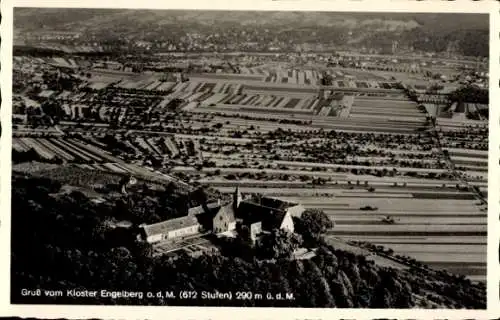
[11,174,485,308]
[401,28,488,57]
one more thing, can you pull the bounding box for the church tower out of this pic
[233,186,242,211]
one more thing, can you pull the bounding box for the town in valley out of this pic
[10,9,489,309]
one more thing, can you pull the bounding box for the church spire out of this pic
[233,186,242,210]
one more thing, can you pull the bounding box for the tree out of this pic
[190,186,209,211]
[294,209,333,245]
[255,229,302,260]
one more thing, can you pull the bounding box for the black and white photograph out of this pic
[8,5,491,310]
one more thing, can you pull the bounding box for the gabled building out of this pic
[140,215,200,244]
[209,187,304,238]
[207,187,240,235]
[237,201,295,234]
[212,202,237,234]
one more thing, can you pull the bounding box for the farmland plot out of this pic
[189,73,264,82]
[191,108,425,133]
[349,98,424,120]
[13,138,30,152]
[290,192,485,281]
[49,138,103,162]
[20,138,57,160]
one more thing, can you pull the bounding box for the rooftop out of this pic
[238,201,288,230]
[249,195,299,211]
[216,202,237,223]
[188,200,221,215]
[143,215,199,237]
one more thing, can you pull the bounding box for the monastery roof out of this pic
[142,215,199,237]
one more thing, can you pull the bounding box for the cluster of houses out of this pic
[138,187,306,245]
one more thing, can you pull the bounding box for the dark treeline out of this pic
[13,45,120,58]
[449,86,489,105]
[448,86,489,120]
[12,149,63,165]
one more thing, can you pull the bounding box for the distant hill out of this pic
[14,9,489,56]
[14,9,486,30]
